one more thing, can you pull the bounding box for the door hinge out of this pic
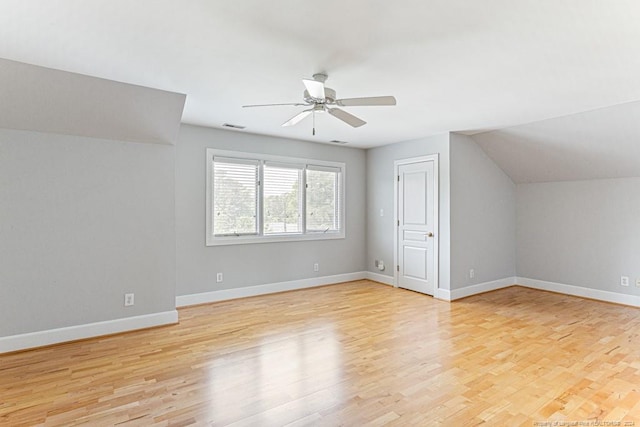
[397,220,400,226]
[397,175,400,182]
[397,265,400,272]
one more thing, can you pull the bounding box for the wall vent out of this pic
[222,123,246,130]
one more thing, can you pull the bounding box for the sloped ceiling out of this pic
[2,1,640,149]
[0,59,185,145]
[471,101,640,183]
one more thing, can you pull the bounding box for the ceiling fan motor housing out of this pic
[304,87,336,104]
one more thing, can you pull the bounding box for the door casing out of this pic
[393,154,439,295]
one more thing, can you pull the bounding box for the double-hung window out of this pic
[206,149,345,245]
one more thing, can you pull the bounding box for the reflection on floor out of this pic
[1,280,640,425]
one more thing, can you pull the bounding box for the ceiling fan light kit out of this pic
[243,73,396,135]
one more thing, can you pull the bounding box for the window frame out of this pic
[206,148,346,246]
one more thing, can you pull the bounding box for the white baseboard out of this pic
[448,276,517,301]
[435,288,451,301]
[516,277,640,307]
[435,277,516,301]
[176,272,368,307]
[365,271,395,286]
[0,310,178,354]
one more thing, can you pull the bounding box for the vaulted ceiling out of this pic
[471,101,640,183]
[1,1,640,181]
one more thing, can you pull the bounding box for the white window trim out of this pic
[206,148,346,246]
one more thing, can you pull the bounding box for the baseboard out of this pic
[516,277,640,307]
[435,288,451,300]
[0,310,178,354]
[176,272,368,307]
[365,271,395,286]
[434,276,515,301]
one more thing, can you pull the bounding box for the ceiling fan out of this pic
[242,73,396,135]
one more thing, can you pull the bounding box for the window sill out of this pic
[206,232,345,246]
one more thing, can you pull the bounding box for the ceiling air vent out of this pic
[330,140,348,144]
[222,123,246,130]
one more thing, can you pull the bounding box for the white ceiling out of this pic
[472,100,640,183]
[1,1,640,150]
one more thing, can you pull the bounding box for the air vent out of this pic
[330,140,348,144]
[222,123,246,130]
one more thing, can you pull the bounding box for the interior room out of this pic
[2,1,640,425]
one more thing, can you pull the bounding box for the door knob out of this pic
[425,232,433,237]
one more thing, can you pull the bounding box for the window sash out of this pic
[263,164,303,235]
[212,159,259,236]
[305,168,342,233]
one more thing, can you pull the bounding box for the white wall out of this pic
[366,134,451,290]
[449,134,516,289]
[517,177,640,296]
[175,125,366,298]
[0,128,177,338]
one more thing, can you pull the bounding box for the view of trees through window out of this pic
[263,165,301,234]
[211,155,342,240]
[306,169,339,232]
[213,161,258,235]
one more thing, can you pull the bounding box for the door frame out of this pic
[393,154,439,295]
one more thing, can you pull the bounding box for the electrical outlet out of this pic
[313,263,319,272]
[621,276,629,287]
[216,272,223,283]
[469,269,475,279]
[636,278,640,288]
[124,293,134,307]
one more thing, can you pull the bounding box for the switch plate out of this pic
[469,269,475,279]
[313,263,319,272]
[621,276,629,287]
[216,272,223,283]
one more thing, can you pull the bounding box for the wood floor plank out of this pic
[1,281,640,425]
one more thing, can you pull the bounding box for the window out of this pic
[206,149,345,245]
[263,163,302,235]
[213,158,258,236]
[306,166,342,233]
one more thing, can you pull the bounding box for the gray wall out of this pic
[449,134,516,289]
[517,178,640,295]
[0,128,176,337]
[366,134,451,290]
[175,125,366,297]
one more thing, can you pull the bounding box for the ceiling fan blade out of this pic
[243,102,307,108]
[336,96,397,107]
[282,109,312,127]
[302,79,325,100]
[328,108,366,128]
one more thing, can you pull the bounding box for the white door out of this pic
[396,157,438,295]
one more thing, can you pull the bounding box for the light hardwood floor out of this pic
[1,280,640,426]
